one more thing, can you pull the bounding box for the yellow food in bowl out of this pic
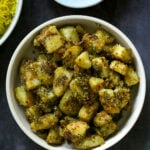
[0,0,17,37]
[14,25,139,149]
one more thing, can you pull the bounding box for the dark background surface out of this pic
[0,0,150,149]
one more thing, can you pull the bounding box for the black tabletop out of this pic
[0,0,150,150]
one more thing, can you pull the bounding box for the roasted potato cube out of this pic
[95,29,114,44]
[114,87,131,109]
[59,90,81,116]
[112,44,133,63]
[125,67,139,86]
[36,86,57,104]
[15,86,34,107]
[30,114,58,131]
[110,60,128,76]
[38,102,52,113]
[26,105,42,122]
[92,57,110,78]
[82,33,105,53]
[89,77,105,93]
[100,122,117,138]
[78,101,99,122]
[99,89,120,114]
[75,51,91,69]
[93,111,112,127]
[60,26,80,44]
[46,126,64,145]
[63,45,82,68]
[61,121,89,143]
[60,116,77,127]
[34,25,65,53]
[105,71,124,89]
[53,67,73,97]
[76,25,86,35]
[74,134,104,149]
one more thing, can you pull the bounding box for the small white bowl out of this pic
[6,15,146,150]
[54,0,103,8]
[0,0,23,45]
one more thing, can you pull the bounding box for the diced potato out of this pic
[92,57,110,78]
[82,33,105,53]
[61,121,89,143]
[36,86,57,104]
[99,89,120,114]
[34,25,65,53]
[100,122,117,138]
[38,102,52,113]
[59,90,81,116]
[75,51,91,69]
[60,116,77,128]
[74,134,104,149]
[15,86,34,107]
[63,45,82,68]
[95,29,114,44]
[30,114,58,131]
[60,26,80,44]
[44,35,64,53]
[125,67,139,86]
[89,77,105,93]
[93,111,112,127]
[105,71,124,89]
[53,67,73,97]
[76,25,86,35]
[114,87,130,109]
[110,60,128,76]
[46,126,64,145]
[78,101,99,122]
[26,105,42,122]
[112,44,133,63]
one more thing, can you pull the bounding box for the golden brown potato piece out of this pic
[93,111,112,127]
[30,114,58,131]
[63,45,82,68]
[75,51,91,69]
[78,101,99,122]
[92,57,110,78]
[110,60,128,76]
[34,25,65,53]
[74,134,104,149]
[112,44,133,63]
[61,120,89,143]
[89,77,105,93]
[59,89,81,116]
[100,122,117,138]
[15,86,34,107]
[26,105,42,122]
[53,67,73,97]
[46,126,64,145]
[125,66,139,86]
[60,26,80,44]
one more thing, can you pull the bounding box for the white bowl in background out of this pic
[6,15,146,150]
[0,0,23,45]
[54,0,103,8]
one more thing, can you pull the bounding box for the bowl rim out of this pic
[54,0,103,9]
[6,15,146,150]
[0,0,23,46]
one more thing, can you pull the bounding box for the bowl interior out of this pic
[6,16,146,150]
[0,0,23,45]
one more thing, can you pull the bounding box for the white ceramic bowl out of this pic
[54,0,103,8]
[6,15,146,150]
[0,0,23,45]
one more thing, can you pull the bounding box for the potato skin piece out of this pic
[30,114,58,131]
[74,134,104,149]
